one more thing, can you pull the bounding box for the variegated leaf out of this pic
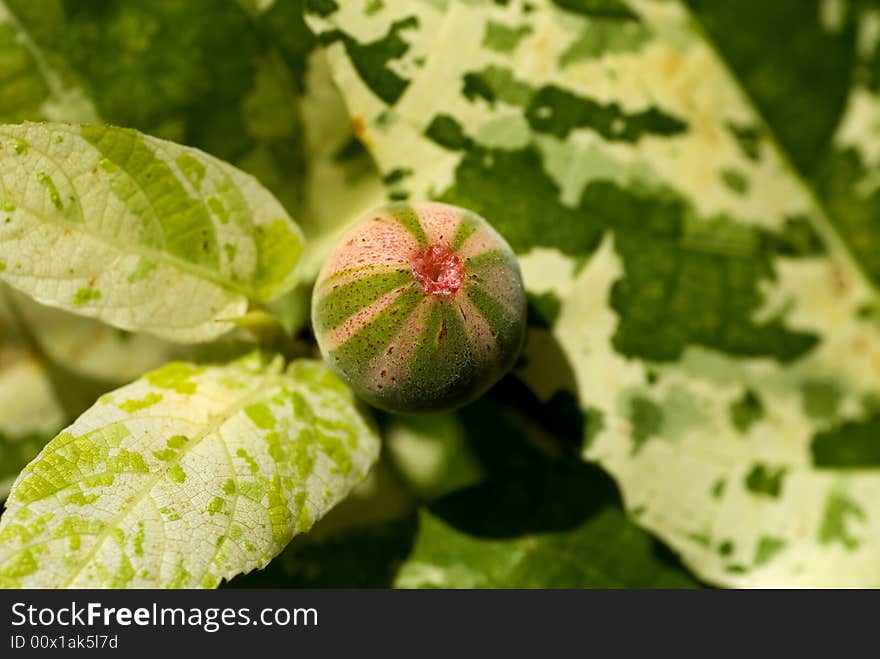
[0,121,304,342]
[688,0,880,292]
[0,0,383,284]
[307,0,880,586]
[0,353,379,588]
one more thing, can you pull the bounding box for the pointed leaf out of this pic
[307,0,880,586]
[0,121,304,342]
[0,354,379,588]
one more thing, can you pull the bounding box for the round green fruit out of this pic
[312,201,527,413]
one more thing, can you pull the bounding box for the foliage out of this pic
[1,0,878,588]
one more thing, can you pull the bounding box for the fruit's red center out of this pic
[411,244,464,298]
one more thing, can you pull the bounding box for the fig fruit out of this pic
[312,202,526,413]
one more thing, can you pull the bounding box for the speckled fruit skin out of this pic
[312,202,527,413]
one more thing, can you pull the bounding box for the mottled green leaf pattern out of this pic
[0,353,379,588]
[2,0,305,212]
[0,122,304,342]
[685,0,855,177]
[688,1,880,292]
[817,2,880,289]
[307,0,880,586]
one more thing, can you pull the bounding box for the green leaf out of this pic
[307,0,880,586]
[385,412,484,500]
[0,353,379,588]
[226,514,419,588]
[814,3,880,287]
[395,456,698,588]
[397,503,694,589]
[1,269,212,505]
[0,285,190,496]
[229,398,699,588]
[225,456,418,588]
[0,0,99,125]
[688,1,880,295]
[0,286,146,498]
[0,121,304,342]
[685,0,856,177]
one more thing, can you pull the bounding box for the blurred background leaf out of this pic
[305,0,880,586]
